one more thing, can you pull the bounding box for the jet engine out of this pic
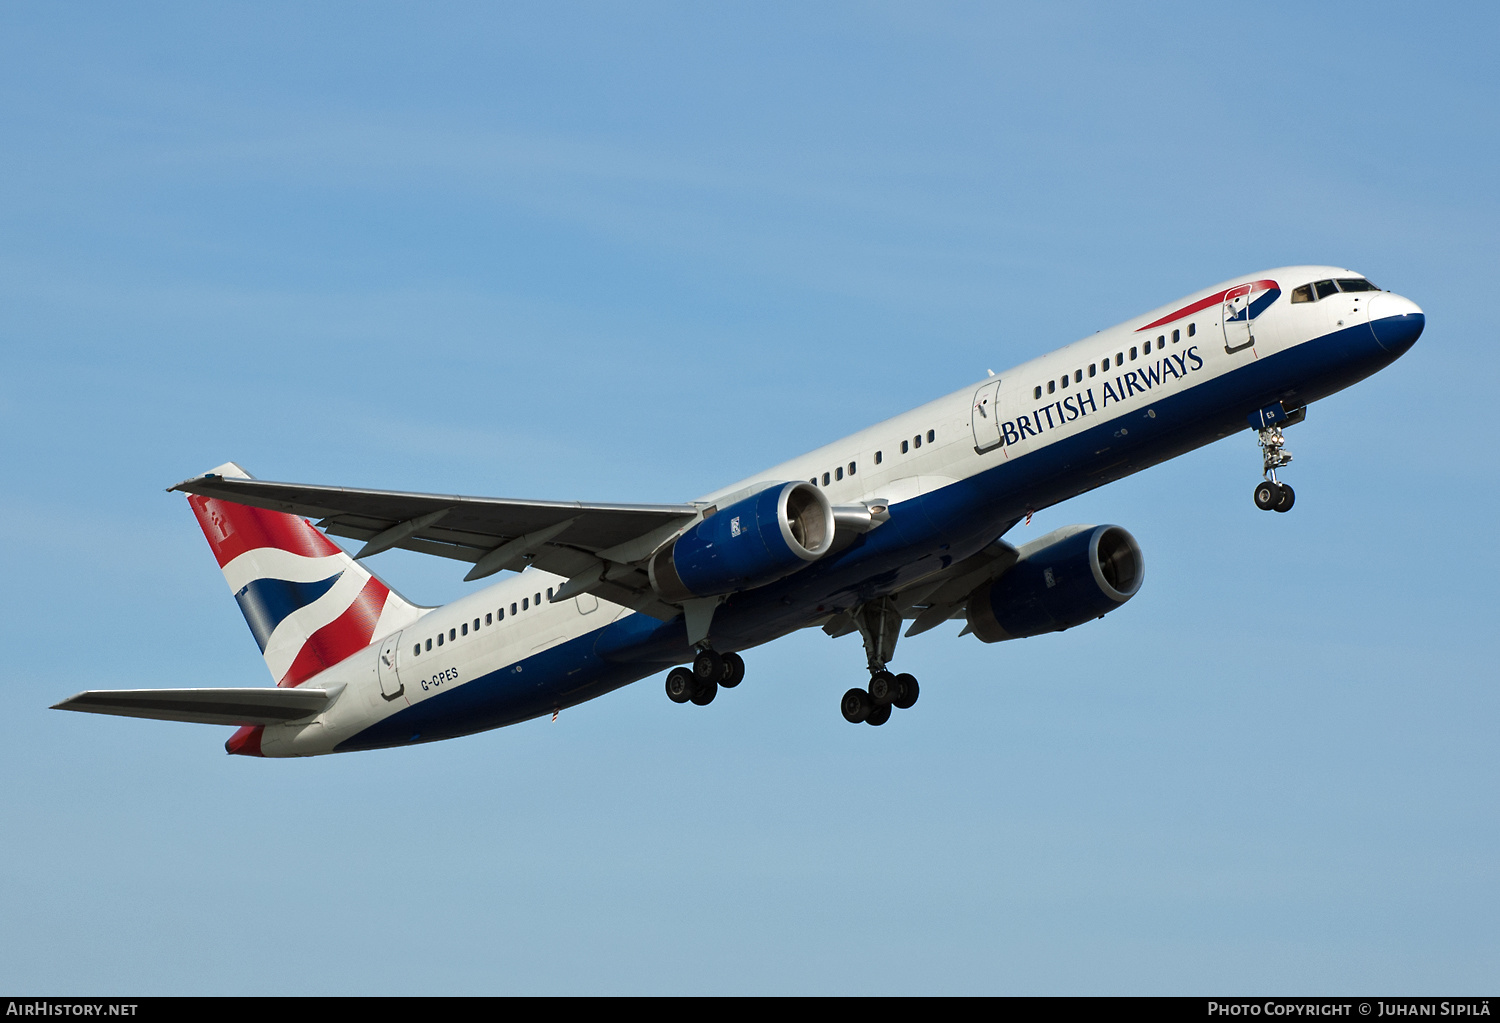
[649,481,835,601]
[966,524,1144,642]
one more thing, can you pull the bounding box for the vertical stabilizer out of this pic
[186,463,426,688]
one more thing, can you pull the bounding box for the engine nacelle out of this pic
[967,524,1144,642]
[649,482,835,601]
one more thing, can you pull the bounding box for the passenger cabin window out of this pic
[1074,370,1082,383]
[437,634,444,647]
[485,613,492,625]
[413,644,420,657]
[848,461,856,475]
[874,451,882,465]
[461,623,467,636]
[1047,380,1056,394]
[913,434,922,449]
[1172,329,1179,343]
[822,472,830,485]
[426,638,432,651]
[522,598,528,610]
[1088,364,1096,377]
[511,603,517,615]
[901,440,909,453]
[1130,346,1138,360]
[1060,375,1068,389]
[1115,353,1123,366]
[926,430,935,442]
[449,628,456,641]
[835,466,843,481]
[498,607,505,620]
[1034,386,1042,399]
[1188,322,1196,337]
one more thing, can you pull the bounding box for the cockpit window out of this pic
[1336,278,1379,292]
[1291,284,1314,303]
[1313,279,1339,300]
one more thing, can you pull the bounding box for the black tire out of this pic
[1254,481,1278,511]
[720,651,745,688]
[693,649,723,682]
[690,679,718,706]
[665,667,695,704]
[841,688,872,723]
[869,670,899,705]
[866,702,892,727]
[1274,483,1295,513]
[892,673,920,710]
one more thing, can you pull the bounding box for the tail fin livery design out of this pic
[187,463,425,689]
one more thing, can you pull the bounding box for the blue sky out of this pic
[1,2,1496,993]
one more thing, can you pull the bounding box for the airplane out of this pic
[53,266,1424,756]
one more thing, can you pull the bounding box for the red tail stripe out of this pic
[188,496,343,569]
[278,576,390,688]
[226,724,264,757]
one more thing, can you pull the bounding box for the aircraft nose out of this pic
[1366,292,1424,355]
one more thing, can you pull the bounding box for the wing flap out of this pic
[52,687,336,726]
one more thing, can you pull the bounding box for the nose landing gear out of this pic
[1253,477,1295,512]
[1250,406,1303,513]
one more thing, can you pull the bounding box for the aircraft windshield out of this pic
[1292,278,1379,303]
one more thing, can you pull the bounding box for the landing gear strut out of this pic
[839,598,921,726]
[1253,424,1295,513]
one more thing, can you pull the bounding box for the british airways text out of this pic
[1000,345,1205,447]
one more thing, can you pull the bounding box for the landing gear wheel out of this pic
[1273,482,1295,513]
[689,679,718,706]
[866,702,892,727]
[841,688,872,724]
[720,651,745,688]
[868,670,900,705]
[1254,481,1279,511]
[665,667,695,704]
[892,673,920,710]
[693,649,723,682]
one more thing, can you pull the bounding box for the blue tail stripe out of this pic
[233,573,342,652]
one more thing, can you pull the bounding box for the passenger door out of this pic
[970,380,1003,452]
[1222,285,1255,352]
[377,632,404,700]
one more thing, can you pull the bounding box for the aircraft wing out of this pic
[52,687,336,726]
[170,471,701,618]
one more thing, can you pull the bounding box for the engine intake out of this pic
[967,524,1143,642]
[650,482,834,601]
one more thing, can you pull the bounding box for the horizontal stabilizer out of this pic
[51,686,336,726]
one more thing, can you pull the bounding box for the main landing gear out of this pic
[839,597,921,727]
[1252,423,1296,513]
[664,649,745,707]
